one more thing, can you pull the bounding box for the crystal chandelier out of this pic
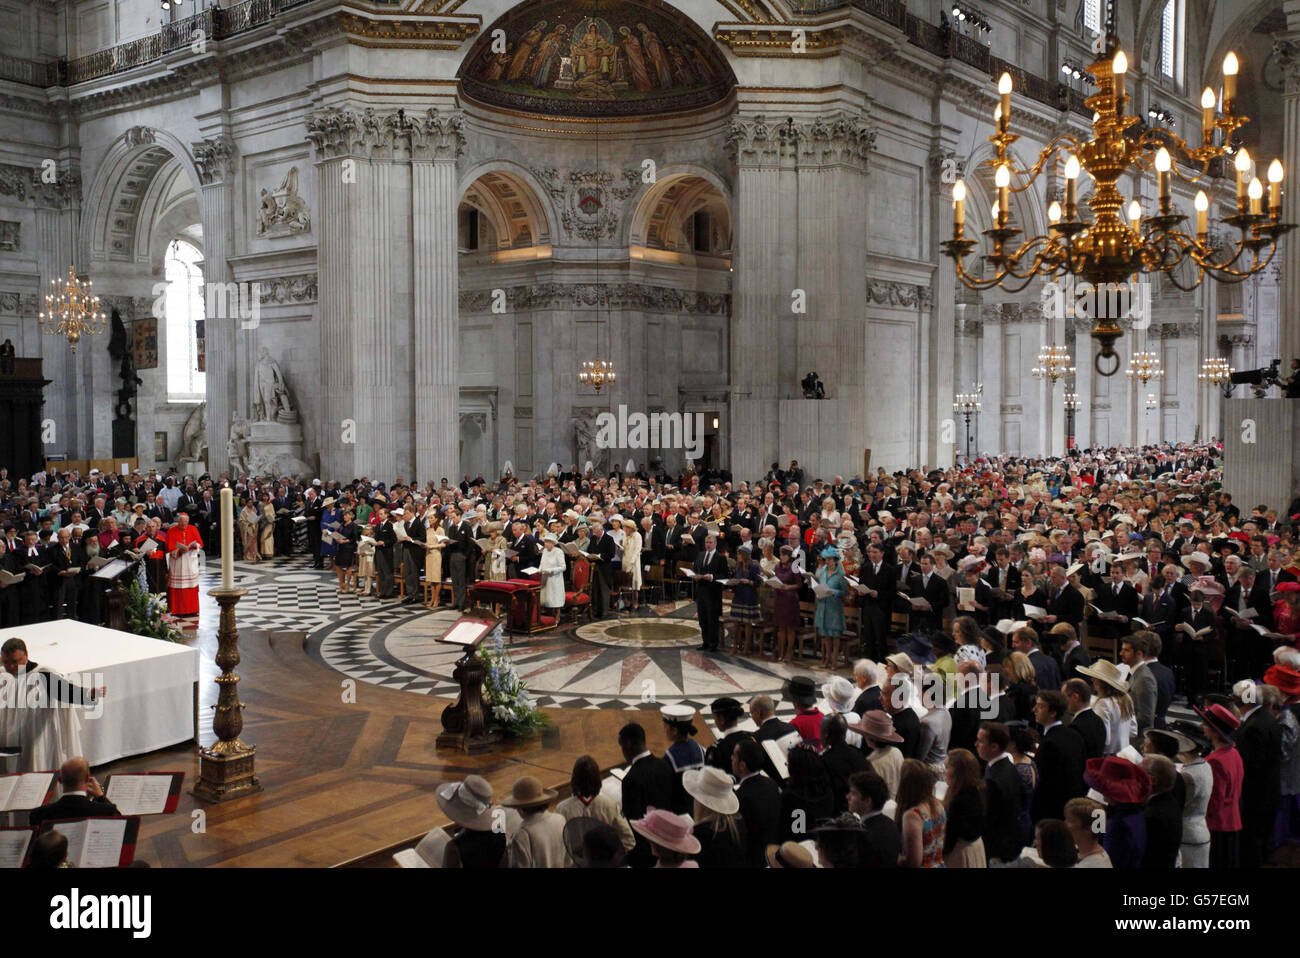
[1126,349,1163,386]
[38,266,106,353]
[579,359,616,391]
[941,3,1293,375]
[1197,355,1234,386]
[1032,344,1076,383]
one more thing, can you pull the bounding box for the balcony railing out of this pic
[5,0,1088,120]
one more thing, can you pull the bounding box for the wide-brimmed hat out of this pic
[821,675,858,712]
[563,817,626,868]
[1077,659,1130,694]
[1084,756,1152,805]
[885,652,915,675]
[542,532,559,543]
[1145,728,1200,758]
[848,710,903,744]
[766,841,816,868]
[682,766,739,816]
[1181,552,1213,570]
[500,775,558,808]
[898,633,936,665]
[1194,702,1242,739]
[436,775,496,830]
[1264,663,1300,696]
[631,808,700,855]
[787,676,817,707]
[1276,581,1300,595]
[322,497,337,508]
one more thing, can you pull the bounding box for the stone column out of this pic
[33,165,82,457]
[927,146,961,468]
[726,116,785,481]
[411,110,465,485]
[1274,35,1300,365]
[193,135,236,474]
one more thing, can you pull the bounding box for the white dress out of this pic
[1177,758,1213,868]
[622,531,643,592]
[539,546,566,609]
[1093,695,1137,756]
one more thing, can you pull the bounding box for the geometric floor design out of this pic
[194,555,1199,727]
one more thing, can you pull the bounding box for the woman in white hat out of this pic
[683,766,746,868]
[620,517,643,610]
[538,532,566,613]
[1077,659,1135,756]
[438,775,510,868]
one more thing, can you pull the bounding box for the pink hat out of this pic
[631,808,700,855]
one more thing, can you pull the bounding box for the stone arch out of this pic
[79,127,204,270]
[623,164,731,253]
[457,161,555,250]
[963,142,1048,244]
[1204,0,1283,91]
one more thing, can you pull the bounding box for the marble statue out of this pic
[253,347,297,423]
[572,411,602,473]
[256,166,311,236]
[227,415,251,475]
[178,402,208,466]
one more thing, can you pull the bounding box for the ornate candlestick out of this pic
[193,587,263,803]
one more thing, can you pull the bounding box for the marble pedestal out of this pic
[182,461,208,478]
[246,419,312,478]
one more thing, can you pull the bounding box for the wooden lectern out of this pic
[435,611,503,755]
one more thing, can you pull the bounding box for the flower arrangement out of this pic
[476,630,546,735]
[125,581,184,642]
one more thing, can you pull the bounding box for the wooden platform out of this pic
[91,625,683,868]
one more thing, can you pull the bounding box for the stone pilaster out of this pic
[412,110,465,484]
[1274,35,1300,366]
[32,164,83,457]
[194,134,236,474]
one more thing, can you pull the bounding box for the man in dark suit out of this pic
[303,486,324,569]
[1030,691,1086,821]
[1233,685,1282,868]
[28,757,120,830]
[12,530,50,624]
[587,519,618,618]
[846,768,900,868]
[1141,755,1183,868]
[1143,563,1182,652]
[506,520,540,581]
[1063,677,1106,760]
[1177,590,1218,702]
[750,693,799,782]
[47,527,85,620]
[907,554,949,634]
[704,697,752,772]
[856,543,896,661]
[978,722,1024,863]
[692,534,730,652]
[985,547,1024,621]
[1053,623,1092,681]
[1146,635,1177,730]
[373,507,397,599]
[1039,566,1084,633]
[445,507,473,609]
[399,508,426,605]
[958,564,994,628]
[733,738,782,868]
[1012,626,1061,693]
[617,723,675,869]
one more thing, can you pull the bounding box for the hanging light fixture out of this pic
[578,0,615,393]
[1126,349,1164,386]
[1031,343,1076,383]
[38,266,106,354]
[941,1,1293,375]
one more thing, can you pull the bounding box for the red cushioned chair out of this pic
[564,556,594,624]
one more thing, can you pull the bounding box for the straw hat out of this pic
[1181,552,1213,571]
[821,675,858,712]
[435,775,496,830]
[499,775,557,808]
[682,766,739,816]
[766,841,816,868]
[1077,658,1130,694]
[631,808,700,855]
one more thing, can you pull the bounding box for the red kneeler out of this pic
[468,579,557,634]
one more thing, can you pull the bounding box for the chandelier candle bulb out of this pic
[1048,200,1061,224]
[1223,52,1239,112]
[1112,50,1128,113]
[1236,148,1252,210]
[952,179,966,233]
[1249,177,1264,215]
[1064,154,1080,218]
[1128,200,1142,230]
[998,72,1013,133]
[1201,87,1217,145]
[1269,159,1284,214]
[1195,190,1208,236]
[995,164,1010,224]
[1155,147,1172,210]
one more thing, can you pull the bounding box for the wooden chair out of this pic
[754,588,777,657]
[644,563,665,605]
[795,600,819,661]
[563,556,595,623]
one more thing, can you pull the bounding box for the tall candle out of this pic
[1112,50,1128,114]
[1235,148,1252,211]
[1195,190,1208,237]
[1201,87,1217,145]
[1223,52,1239,112]
[221,486,233,591]
[1268,159,1284,214]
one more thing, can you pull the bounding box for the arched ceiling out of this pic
[458,0,736,118]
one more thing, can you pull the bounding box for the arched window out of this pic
[1160,0,1185,85]
[165,239,206,401]
[1082,0,1101,35]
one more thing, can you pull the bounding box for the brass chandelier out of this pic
[1031,344,1075,383]
[941,6,1293,376]
[38,265,106,354]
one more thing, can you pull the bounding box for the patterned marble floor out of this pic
[194,556,838,716]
